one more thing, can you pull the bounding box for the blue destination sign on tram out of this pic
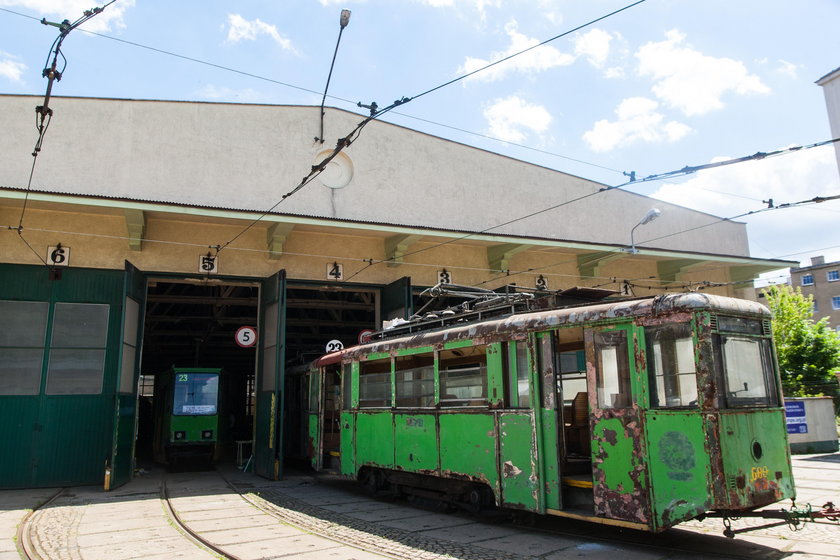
[784,401,808,434]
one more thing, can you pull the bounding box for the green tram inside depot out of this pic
[153,367,229,468]
[300,292,794,532]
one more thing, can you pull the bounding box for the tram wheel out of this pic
[464,486,484,514]
[364,469,382,496]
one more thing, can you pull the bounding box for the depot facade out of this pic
[0,95,792,489]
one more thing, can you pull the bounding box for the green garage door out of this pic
[0,264,124,488]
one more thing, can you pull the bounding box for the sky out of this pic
[1,0,839,284]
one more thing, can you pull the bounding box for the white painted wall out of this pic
[0,95,750,255]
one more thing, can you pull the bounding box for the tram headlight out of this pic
[173,431,186,441]
[201,430,214,440]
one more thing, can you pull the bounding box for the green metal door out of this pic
[381,276,412,321]
[0,265,123,488]
[107,261,146,490]
[586,325,652,527]
[254,270,286,480]
[499,412,538,509]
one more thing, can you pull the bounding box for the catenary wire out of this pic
[5,4,834,285]
[11,1,116,267]
[344,139,839,282]
[467,194,839,290]
[0,6,627,177]
[4,195,837,289]
[216,2,647,253]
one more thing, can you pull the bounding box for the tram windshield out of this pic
[173,372,219,415]
[714,316,778,408]
[718,335,777,407]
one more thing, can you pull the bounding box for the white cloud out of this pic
[649,146,840,264]
[604,67,625,79]
[484,95,551,142]
[225,14,297,53]
[0,0,133,32]
[415,0,501,17]
[776,59,798,79]
[583,97,691,152]
[458,20,575,82]
[573,28,613,69]
[194,85,271,104]
[636,29,770,117]
[0,52,26,83]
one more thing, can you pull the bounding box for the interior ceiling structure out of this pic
[140,280,377,376]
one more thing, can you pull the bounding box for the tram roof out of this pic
[318,292,769,364]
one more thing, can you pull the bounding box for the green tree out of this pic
[764,284,840,399]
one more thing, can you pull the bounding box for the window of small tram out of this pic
[440,345,487,407]
[645,323,698,408]
[714,316,778,408]
[342,362,352,410]
[394,352,435,408]
[173,372,219,415]
[358,358,392,408]
[593,330,632,408]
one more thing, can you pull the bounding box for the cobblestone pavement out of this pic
[227,453,840,560]
[3,452,838,560]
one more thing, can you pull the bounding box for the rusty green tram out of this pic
[303,293,794,532]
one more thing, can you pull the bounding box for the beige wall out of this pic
[0,202,738,298]
[0,95,751,257]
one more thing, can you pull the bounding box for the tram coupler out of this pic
[701,502,840,538]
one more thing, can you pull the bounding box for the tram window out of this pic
[46,303,109,395]
[718,316,764,335]
[395,354,434,407]
[515,341,531,408]
[173,373,219,415]
[593,331,631,408]
[307,372,319,412]
[342,363,352,410]
[646,323,698,408]
[561,372,587,406]
[440,346,487,407]
[359,359,392,408]
[718,336,777,408]
[0,301,48,395]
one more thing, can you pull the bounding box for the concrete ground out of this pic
[1,453,838,560]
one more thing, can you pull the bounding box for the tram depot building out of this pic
[0,94,792,489]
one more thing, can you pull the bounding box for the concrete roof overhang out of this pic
[0,187,795,282]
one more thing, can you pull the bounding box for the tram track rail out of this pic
[16,487,66,560]
[160,479,244,560]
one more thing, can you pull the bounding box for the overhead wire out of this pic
[343,137,839,283]
[469,193,840,291]
[7,3,835,291]
[3,191,836,289]
[12,1,117,267]
[215,0,648,255]
[0,6,627,176]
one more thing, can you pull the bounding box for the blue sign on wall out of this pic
[785,401,808,434]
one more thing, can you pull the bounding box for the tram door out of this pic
[311,363,342,471]
[254,270,286,480]
[585,325,652,524]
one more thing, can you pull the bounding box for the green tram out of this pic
[303,292,794,532]
[153,367,228,468]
